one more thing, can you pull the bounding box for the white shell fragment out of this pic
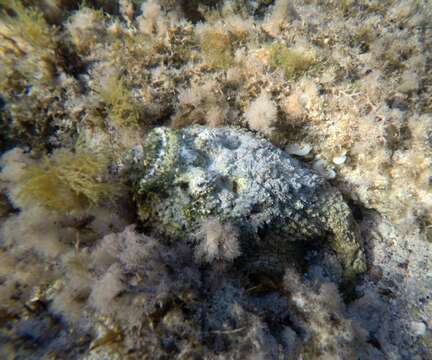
[313,159,336,179]
[286,143,312,157]
[332,151,347,165]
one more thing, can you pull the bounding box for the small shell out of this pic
[332,151,347,165]
[313,159,336,179]
[286,143,312,157]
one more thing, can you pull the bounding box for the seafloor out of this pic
[0,1,431,359]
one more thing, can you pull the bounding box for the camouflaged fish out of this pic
[121,126,366,279]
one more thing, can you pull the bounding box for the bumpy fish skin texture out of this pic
[125,126,366,278]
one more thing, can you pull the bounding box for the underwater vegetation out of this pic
[0,0,431,359]
[268,43,316,79]
[97,73,142,127]
[16,149,116,213]
[0,0,53,49]
[198,27,234,70]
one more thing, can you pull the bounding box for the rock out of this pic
[122,126,366,279]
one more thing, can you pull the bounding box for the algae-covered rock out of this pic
[123,126,366,278]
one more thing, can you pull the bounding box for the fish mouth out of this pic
[137,127,179,193]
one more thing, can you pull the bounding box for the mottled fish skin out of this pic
[124,126,366,278]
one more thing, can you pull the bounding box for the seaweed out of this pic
[0,0,53,49]
[268,43,315,79]
[98,74,141,127]
[16,150,117,213]
[199,30,233,70]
